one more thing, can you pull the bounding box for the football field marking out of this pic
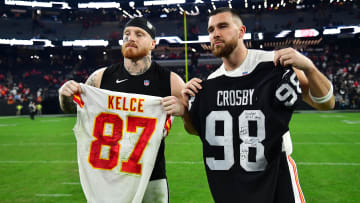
[0,160,76,163]
[294,142,360,145]
[297,162,360,166]
[166,161,360,166]
[0,143,76,146]
[40,120,62,122]
[0,160,359,166]
[1,142,360,146]
[0,124,17,127]
[62,182,80,185]
[36,194,72,197]
[342,120,360,124]
[320,115,345,118]
[166,142,360,145]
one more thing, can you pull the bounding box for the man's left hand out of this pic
[162,96,185,116]
[274,47,315,73]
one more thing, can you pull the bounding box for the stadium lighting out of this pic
[323,25,360,35]
[122,10,133,18]
[0,38,54,47]
[5,0,70,9]
[129,1,135,8]
[190,6,200,16]
[177,4,184,12]
[63,40,109,47]
[135,9,143,17]
[153,33,251,45]
[78,2,120,9]
[211,2,216,10]
[228,1,232,8]
[275,30,292,38]
[144,0,185,6]
[163,8,169,13]
[5,0,52,7]
[0,39,32,46]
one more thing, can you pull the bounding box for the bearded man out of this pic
[182,7,334,203]
[59,17,187,203]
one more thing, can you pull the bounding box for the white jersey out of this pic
[73,84,168,203]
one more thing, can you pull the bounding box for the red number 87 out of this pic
[89,112,157,175]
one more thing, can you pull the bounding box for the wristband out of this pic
[309,82,333,104]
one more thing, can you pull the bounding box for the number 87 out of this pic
[89,112,156,175]
[205,110,268,172]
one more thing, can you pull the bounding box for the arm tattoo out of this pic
[86,72,98,87]
[61,96,76,113]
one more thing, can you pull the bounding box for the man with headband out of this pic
[58,17,188,202]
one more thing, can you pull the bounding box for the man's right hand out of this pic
[58,80,81,113]
[59,80,82,97]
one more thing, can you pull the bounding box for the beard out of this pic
[121,42,149,60]
[211,36,238,58]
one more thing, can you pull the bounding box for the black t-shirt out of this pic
[189,61,302,202]
[100,61,171,180]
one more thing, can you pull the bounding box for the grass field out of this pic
[0,112,359,203]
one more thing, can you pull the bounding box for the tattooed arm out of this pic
[58,68,106,113]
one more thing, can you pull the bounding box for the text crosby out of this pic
[107,95,145,112]
[217,89,255,107]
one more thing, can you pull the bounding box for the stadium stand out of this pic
[0,0,359,115]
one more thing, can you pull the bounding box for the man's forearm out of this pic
[182,110,198,135]
[303,65,335,110]
[59,95,76,113]
[304,66,331,97]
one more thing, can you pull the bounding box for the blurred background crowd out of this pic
[0,0,359,115]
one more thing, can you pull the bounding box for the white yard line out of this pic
[294,142,360,145]
[297,162,360,166]
[0,160,76,164]
[0,143,76,146]
[62,182,80,185]
[36,194,72,197]
[39,120,62,122]
[342,120,360,124]
[0,124,17,127]
[320,115,345,118]
[0,160,359,166]
[0,142,359,146]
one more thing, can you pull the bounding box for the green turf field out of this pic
[0,112,359,203]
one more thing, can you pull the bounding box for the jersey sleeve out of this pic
[274,68,302,109]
